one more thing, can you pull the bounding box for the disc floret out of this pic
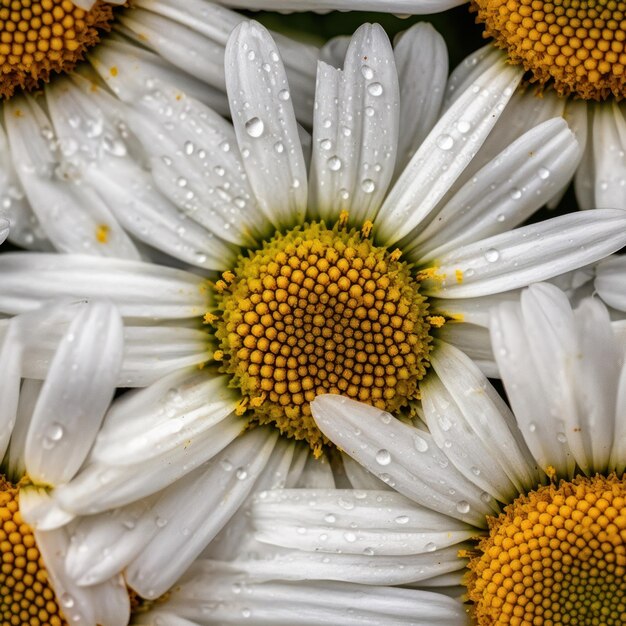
[212,219,435,455]
[468,473,626,625]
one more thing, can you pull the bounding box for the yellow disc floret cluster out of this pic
[0,0,116,99]
[472,0,626,100]
[468,474,626,625]
[213,219,434,455]
[0,478,67,626]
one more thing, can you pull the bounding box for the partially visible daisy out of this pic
[0,299,130,625]
[0,0,317,253]
[0,18,625,603]
[235,282,626,625]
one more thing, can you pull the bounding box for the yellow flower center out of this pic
[212,219,434,456]
[468,474,626,625]
[0,477,67,626]
[471,0,626,100]
[0,0,116,99]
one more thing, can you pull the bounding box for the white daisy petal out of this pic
[226,21,307,228]
[424,341,539,500]
[309,23,399,223]
[430,291,522,328]
[4,96,140,259]
[5,379,40,480]
[25,301,123,485]
[215,544,465,586]
[376,53,522,245]
[203,438,297,562]
[434,322,498,377]
[423,210,626,299]
[66,497,160,587]
[0,321,23,462]
[490,285,576,475]
[591,102,626,210]
[252,489,473,557]
[595,255,626,312]
[410,118,579,261]
[311,395,494,526]
[54,412,244,515]
[295,453,336,489]
[0,253,207,318]
[90,37,229,115]
[393,23,448,176]
[610,358,626,473]
[18,486,74,530]
[320,35,350,68]
[91,371,238,465]
[126,429,279,599]
[341,453,392,490]
[153,563,468,625]
[36,527,129,626]
[0,217,8,244]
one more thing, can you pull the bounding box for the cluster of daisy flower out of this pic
[0,0,625,624]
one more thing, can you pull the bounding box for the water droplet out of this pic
[363,547,375,556]
[395,515,409,525]
[273,141,285,154]
[437,134,454,150]
[278,89,290,101]
[184,141,194,155]
[344,532,357,542]
[155,516,168,528]
[327,156,342,171]
[245,117,264,138]
[556,432,567,443]
[424,542,437,552]
[236,468,248,480]
[361,65,374,80]
[528,422,537,433]
[456,500,470,514]
[46,422,64,442]
[60,593,74,608]
[247,50,256,61]
[324,513,336,524]
[367,82,383,96]
[320,138,332,151]
[375,449,391,465]
[413,435,429,452]
[484,248,500,263]
[537,167,550,180]
[471,466,481,476]
[509,187,522,200]
[364,106,374,117]
[457,120,471,134]
[361,179,376,194]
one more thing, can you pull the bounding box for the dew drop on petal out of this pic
[367,82,383,96]
[436,134,454,150]
[484,248,500,263]
[245,117,265,138]
[327,156,342,171]
[375,449,391,465]
[361,65,374,79]
[361,179,376,194]
[456,500,470,514]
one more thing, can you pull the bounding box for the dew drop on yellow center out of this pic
[0,0,116,99]
[468,473,626,626]
[0,477,67,626]
[212,220,434,456]
[471,0,626,100]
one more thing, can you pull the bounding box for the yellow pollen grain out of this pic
[0,0,116,99]
[472,0,626,100]
[468,473,626,625]
[213,221,434,456]
[95,223,109,244]
[0,477,67,626]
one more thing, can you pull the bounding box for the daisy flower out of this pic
[0,299,131,625]
[0,18,625,604]
[226,282,626,625]
[0,0,317,253]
